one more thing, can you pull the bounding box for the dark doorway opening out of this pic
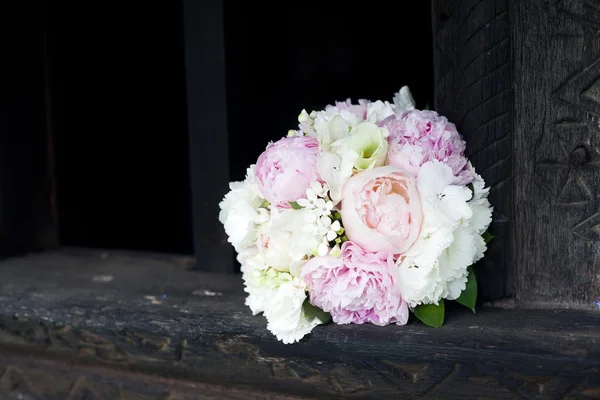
[47,2,193,255]
[223,2,435,183]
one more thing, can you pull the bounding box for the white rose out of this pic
[264,278,322,344]
[218,165,268,252]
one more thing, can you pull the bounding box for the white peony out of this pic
[263,278,322,344]
[397,160,491,307]
[256,208,321,271]
[218,165,268,252]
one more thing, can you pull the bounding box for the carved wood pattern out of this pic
[0,315,598,399]
[432,0,513,300]
[513,0,600,306]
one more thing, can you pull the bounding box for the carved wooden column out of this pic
[433,0,600,309]
[513,0,600,308]
[432,0,512,301]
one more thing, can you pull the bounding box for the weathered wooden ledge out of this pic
[0,249,598,399]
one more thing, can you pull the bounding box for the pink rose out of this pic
[381,110,473,185]
[255,136,320,208]
[301,241,409,326]
[326,98,368,120]
[340,166,423,255]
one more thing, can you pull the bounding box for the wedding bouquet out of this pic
[219,87,493,344]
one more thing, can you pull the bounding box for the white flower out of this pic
[263,278,322,344]
[417,160,473,224]
[396,161,483,307]
[332,121,389,171]
[392,86,416,114]
[366,100,396,123]
[218,165,269,252]
[310,108,360,149]
[296,182,343,256]
[437,227,477,300]
[257,208,321,271]
[238,248,271,315]
[316,149,358,204]
[463,164,493,264]
[297,181,334,215]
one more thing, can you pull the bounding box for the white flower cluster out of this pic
[396,161,493,307]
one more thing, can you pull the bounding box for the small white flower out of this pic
[317,243,329,257]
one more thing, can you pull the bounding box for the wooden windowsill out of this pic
[0,249,598,399]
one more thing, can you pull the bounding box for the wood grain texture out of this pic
[432,0,513,301]
[512,0,600,308]
[0,250,598,399]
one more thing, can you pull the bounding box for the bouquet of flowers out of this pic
[219,87,493,344]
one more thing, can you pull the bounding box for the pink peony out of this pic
[381,110,473,185]
[301,241,409,326]
[340,166,423,255]
[326,98,368,120]
[255,136,320,208]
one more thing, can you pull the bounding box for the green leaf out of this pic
[413,300,445,328]
[456,266,477,313]
[289,201,302,210]
[303,299,332,324]
[482,230,494,244]
[467,183,475,199]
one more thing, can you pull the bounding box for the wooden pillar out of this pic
[182,0,233,273]
[432,0,513,301]
[512,0,600,308]
[433,0,600,309]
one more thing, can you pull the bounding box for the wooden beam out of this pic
[0,249,598,399]
[182,0,233,273]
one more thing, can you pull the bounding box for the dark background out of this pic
[2,1,433,256]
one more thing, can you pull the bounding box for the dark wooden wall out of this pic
[433,0,600,309]
[512,0,600,308]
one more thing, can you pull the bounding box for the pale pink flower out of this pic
[301,241,409,326]
[340,166,423,255]
[326,98,368,120]
[381,110,473,185]
[255,136,320,208]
